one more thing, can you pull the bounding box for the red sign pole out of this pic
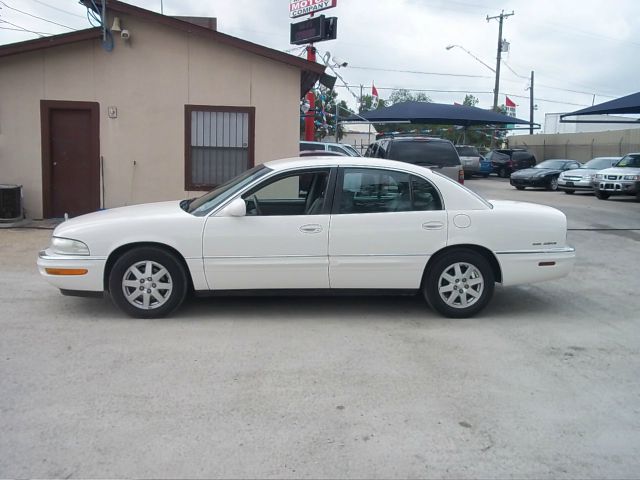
[304,43,316,141]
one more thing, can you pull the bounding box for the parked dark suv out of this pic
[486,149,537,178]
[365,136,464,183]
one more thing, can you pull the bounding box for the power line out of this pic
[348,65,493,79]
[25,0,85,19]
[0,1,75,30]
[0,24,52,34]
[0,18,45,36]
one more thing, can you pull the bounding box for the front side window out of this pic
[185,105,255,190]
[242,169,330,216]
[338,168,442,214]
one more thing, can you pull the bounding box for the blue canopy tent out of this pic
[344,101,532,127]
[560,91,640,124]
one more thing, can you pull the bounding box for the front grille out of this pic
[606,175,620,180]
[564,176,582,181]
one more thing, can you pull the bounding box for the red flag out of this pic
[372,83,379,108]
[505,96,516,107]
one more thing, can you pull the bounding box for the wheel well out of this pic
[422,244,502,285]
[103,242,194,292]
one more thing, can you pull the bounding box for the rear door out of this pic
[328,167,447,289]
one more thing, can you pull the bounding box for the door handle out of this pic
[299,224,323,234]
[422,221,444,230]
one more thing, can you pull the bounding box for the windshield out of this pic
[187,164,271,216]
[584,157,619,169]
[388,141,460,166]
[341,144,361,157]
[616,154,640,168]
[456,146,479,157]
[535,160,567,169]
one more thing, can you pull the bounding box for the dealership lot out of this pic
[1,177,639,479]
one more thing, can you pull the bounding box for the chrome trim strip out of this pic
[38,251,107,261]
[495,247,575,255]
[203,253,426,260]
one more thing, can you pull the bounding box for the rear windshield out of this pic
[388,141,461,167]
[456,146,479,157]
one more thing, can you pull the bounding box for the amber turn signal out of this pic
[45,268,88,276]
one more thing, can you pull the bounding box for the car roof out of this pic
[263,156,441,177]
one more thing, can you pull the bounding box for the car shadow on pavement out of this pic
[62,285,565,322]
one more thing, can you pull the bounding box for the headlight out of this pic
[623,175,639,180]
[50,237,90,255]
[595,174,603,179]
[583,174,593,181]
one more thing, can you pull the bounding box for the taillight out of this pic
[458,168,464,184]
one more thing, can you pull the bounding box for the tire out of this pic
[482,174,489,178]
[515,186,525,190]
[423,249,495,318]
[498,167,508,178]
[547,176,559,191]
[595,190,610,200]
[564,190,575,194]
[109,246,188,318]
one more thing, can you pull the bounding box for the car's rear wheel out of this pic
[423,249,495,318]
[515,186,525,190]
[547,177,559,191]
[564,190,575,194]
[595,190,610,200]
[498,167,508,178]
[109,247,188,318]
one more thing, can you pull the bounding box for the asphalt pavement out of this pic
[1,178,639,479]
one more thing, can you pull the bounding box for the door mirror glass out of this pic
[222,197,246,217]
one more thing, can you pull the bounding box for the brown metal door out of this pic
[41,101,100,218]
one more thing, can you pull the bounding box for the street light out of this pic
[445,44,495,73]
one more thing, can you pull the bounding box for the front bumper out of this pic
[558,179,593,191]
[510,176,548,188]
[37,250,106,292]
[593,180,640,196]
[496,246,576,286]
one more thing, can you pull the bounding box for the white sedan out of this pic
[38,157,575,318]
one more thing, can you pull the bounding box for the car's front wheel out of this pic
[109,247,188,318]
[498,167,509,178]
[423,249,495,318]
[547,176,559,191]
[595,190,610,200]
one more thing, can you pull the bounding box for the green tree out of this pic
[359,94,387,113]
[463,94,479,107]
[388,88,431,105]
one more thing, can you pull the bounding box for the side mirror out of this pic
[222,197,246,217]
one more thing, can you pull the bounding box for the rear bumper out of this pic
[37,251,106,292]
[496,246,576,286]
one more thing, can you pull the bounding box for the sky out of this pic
[1,0,639,134]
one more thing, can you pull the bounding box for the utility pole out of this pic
[304,44,317,141]
[359,84,364,113]
[487,10,514,147]
[487,10,514,112]
[529,70,535,135]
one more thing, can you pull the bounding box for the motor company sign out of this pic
[290,0,337,18]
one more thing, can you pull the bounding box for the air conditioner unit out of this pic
[0,184,24,222]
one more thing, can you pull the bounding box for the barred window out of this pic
[185,105,255,190]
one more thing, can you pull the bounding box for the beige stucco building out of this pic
[0,0,323,219]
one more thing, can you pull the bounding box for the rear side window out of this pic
[387,141,461,166]
[513,151,532,161]
[300,142,324,151]
[338,168,443,214]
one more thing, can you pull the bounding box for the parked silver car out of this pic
[300,141,361,157]
[455,145,481,179]
[558,156,620,194]
[593,153,640,201]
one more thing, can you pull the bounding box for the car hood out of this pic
[597,167,640,175]
[511,168,560,177]
[560,168,598,177]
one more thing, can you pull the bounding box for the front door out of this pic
[41,101,100,218]
[202,168,334,290]
[329,167,448,289]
